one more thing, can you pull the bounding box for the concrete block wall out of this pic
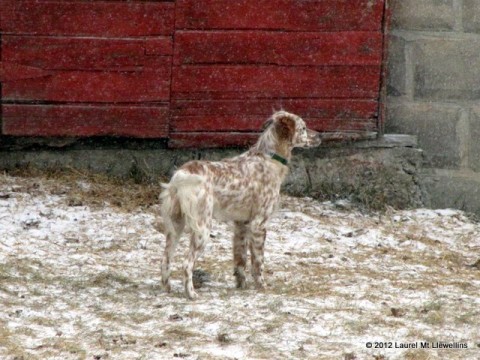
[387,0,480,212]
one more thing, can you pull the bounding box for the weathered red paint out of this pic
[172,117,377,133]
[169,132,259,149]
[3,69,172,103]
[1,0,175,37]
[0,0,389,147]
[2,105,169,138]
[3,36,173,70]
[176,0,385,31]
[174,31,382,66]
[0,61,52,82]
[171,99,378,132]
[2,35,172,102]
[173,66,381,99]
[170,0,387,147]
[172,99,378,117]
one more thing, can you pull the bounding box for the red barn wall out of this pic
[0,0,389,148]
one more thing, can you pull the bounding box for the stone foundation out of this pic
[0,135,424,211]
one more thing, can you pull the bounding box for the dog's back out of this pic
[162,152,285,224]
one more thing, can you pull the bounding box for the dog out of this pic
[159,111,322,299]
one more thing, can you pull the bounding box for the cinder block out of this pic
[413,39,480,100]
[421,169,480,213]
[386,102,462,168]
[390,0,455,31]
[463,0,480,33]
[469,107,480,172]
[387,35,407,96]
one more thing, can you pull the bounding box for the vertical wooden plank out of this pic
[378,0,392,135]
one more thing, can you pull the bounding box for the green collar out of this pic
[269,152,289,166]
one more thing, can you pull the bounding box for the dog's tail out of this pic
[160,170,205,235]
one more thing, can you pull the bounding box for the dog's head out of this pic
[264,111,322,148]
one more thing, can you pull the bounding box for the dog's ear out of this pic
[261,118,274,131]
[275,116,296,142]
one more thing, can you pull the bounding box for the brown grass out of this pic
[0,323,31,359]
[4,167,165,212]
[403,349,431,360]
[164,326,204,340]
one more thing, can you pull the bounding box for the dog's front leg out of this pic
[249,223,267,289]
[233,221,248,289]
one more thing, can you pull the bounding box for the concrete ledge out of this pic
[353,134,417,148]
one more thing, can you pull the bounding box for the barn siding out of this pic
[170,0,386,147]
[0,0,174,138]
[0,0,388,147]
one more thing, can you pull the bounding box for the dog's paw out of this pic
[236,278,247,290]
[186,289,199,300]
[254,278,266,290]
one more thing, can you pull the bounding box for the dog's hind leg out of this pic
[160,189,185,292]
[183,227,210,300]
[183,191,213,300]
[161,230,182,292]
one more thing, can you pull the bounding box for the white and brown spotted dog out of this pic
[159,111,321,299]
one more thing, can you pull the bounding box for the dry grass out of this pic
[4,167,164,212]
[403,349,430,360]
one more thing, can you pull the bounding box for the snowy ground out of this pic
[0,173,479,360]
